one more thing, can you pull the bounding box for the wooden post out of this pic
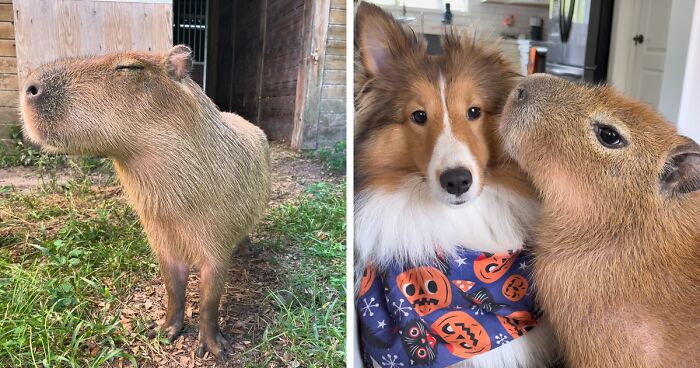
[291,0,330,150]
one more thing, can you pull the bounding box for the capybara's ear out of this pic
[660,136,700,195]
[166,45,193,81]
[356,2,417,77]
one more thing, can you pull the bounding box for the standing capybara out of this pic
[499,74,700,367]
[19,45,271,360]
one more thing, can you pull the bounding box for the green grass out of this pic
[250,181,347,368]
[0,162,346,367]
[308,141,346,175]
[0,181,157,367]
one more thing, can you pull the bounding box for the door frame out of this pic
[291,0,331,150]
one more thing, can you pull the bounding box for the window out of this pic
[369,0,469,13]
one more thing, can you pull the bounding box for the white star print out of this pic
[377,320,387,328]
[455,256,468,267]
[519,262,527,270]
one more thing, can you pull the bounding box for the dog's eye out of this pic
[467,106,481,120]
[594,124,627,149]
[411,110,427,124]
[115,64,145,71]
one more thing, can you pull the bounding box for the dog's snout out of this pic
[515,87,526,102]
[439,167,472,196]
[25,82,43,100]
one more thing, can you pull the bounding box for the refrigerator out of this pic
[545,0,614,83]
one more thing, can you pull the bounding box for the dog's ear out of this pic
[660,136,700,195]
[355,2,418,77]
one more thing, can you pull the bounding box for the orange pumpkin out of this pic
[497,311,537,339]
[431,311,491,358]
[395,266,451,316]
[359,266,377,296]
[502,274,528,302]
[473,251,518,283]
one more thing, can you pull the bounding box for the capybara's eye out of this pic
[115,64,145,71]
[467,106,481,120]
[594,124,627,149]
[411,110,428,124]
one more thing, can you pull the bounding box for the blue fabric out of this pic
[357,249,539,368]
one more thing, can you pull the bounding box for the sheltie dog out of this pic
[354,3,558,368]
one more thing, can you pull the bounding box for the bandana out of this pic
[357,249,538,368]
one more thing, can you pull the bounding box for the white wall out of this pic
[678,0,700,142]
[658,0,695,123]
[607,0,635,92]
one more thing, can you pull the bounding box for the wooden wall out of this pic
[13,0,173,84]
[0,0,17,145]
[312,0,345,148]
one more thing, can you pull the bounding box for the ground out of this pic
[0,142,346,368]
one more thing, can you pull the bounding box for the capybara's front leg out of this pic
[147,257,188,341]
[196,262,229,360]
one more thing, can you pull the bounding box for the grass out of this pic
[249,181,346,368]
[0,145,346,367]
[0,181,157,367]
[308,141,346,175]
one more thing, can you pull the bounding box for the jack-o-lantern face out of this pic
[396,267,451,316]
[497,311,537,339]
[431,311,491,359]
[502,274,528,302]
[473,251,517,283]
[359,266,377,296]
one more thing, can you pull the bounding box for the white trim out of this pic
[677,0,700,142]
[84,0,172,4]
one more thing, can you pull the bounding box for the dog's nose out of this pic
[25,81,43,100]
[439,167,472,196]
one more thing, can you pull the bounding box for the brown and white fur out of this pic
[500,74,700,367]
[354,3,557,367]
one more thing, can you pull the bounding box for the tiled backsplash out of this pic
[378,0,549,40]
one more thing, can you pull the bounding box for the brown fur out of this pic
[19,45,271,360]
[500,74,700,367]
[354,2,526,196]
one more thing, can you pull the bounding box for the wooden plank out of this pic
[324,54,345,70]
[0,89,17,107]
[330,0,346,10]
[0,4,11,21]
[329,8,344,24]
[13,0,172,86]
[321,85,345,99]
[0,57,16,73]
[320,98,344,113]
[0,39,14,56]
[327,24,345,40]
[0,22,13,39]
[0,106,18,123]
[322,69,344,85]
[291,0,331,149]
[0,73,17,90]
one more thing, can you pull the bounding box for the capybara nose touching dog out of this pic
[500,74,700,367]
[19,45,272,360]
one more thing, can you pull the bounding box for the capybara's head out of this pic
[500,74,700,207]
[354,2,517,206]
[20,45,198,156]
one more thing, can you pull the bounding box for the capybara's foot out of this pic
[145,320,184,342]
[196,329,229,360]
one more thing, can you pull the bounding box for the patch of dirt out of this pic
[0,167,72,191]
[110,142,337,367]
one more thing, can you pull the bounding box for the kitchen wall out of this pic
[376,0,549,40]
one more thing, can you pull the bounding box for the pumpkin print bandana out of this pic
[357,249,538,368]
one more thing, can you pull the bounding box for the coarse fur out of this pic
[20,45,271,360]
[354,3,558,367]
[500,74,700,367]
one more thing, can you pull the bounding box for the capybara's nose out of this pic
[25,82,43,100]
[515,87,526,102]
[439,167,472,196]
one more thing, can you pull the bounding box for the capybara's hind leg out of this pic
[196,262,229,360]
[236,235,258,257]
[147,258,188,341]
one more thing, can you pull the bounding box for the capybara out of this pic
[499,74,700,367]
[20,45,271,360]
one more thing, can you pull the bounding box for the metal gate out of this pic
[173,0,209,88]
